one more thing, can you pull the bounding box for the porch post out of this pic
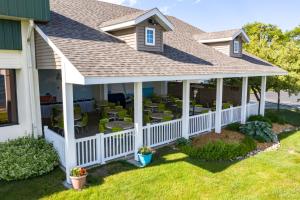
[241,77,248,124]
[134,82,143,161]
[61,65,76,185]
[260,76,267,116]
[182,80,190,139]
[103,84,108,100]
[215,78,223,134]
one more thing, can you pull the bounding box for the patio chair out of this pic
[108,102,116,108]
[115,105,123,111]
[74,104,81,115]
[158,103,166,112]
[98,118,109,133]
[164,110,172,115]
[117,109,128,120]
[112,127,123,133]
[162,115,173,122]
[124,117,133,122]
[75,113,88,134]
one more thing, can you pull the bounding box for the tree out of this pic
[243,22,300,110]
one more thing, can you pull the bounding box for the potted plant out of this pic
[70,167,87,190]
[138,146,153,166]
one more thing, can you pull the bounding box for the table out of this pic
[106,121,134,130]
[145,103,159,112]
[190,107,210,113]
[150,113,174,120]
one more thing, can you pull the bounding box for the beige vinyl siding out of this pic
[110,28,137,49]
[34,31,61,69]
[136,20,164,52]
[206,42,231,56]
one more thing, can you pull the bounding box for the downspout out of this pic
[26,20,38,136]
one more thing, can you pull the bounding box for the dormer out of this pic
[100,8,174,52]
[194,29,250,58]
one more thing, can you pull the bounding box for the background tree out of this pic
[243,22,300,110]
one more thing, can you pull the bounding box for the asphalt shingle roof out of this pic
[194,29,241,41]
[37,0,286,78]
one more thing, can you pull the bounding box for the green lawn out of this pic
[1,129,300,200]
[266,109,300,126]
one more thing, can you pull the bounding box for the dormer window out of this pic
[233,40,240,53]
[145,27,155,46]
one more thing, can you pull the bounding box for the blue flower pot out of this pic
[138,153,152,166]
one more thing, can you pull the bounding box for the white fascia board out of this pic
[198,37,233,43]
[101,8,174,32]
[233,29,250,43]
[135,8,174,31]
[34,25,85,84]
[82,71,287,85]
[101,20,136,32]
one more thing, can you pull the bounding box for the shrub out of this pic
[265,112,286,124]
[240,121,277,142]
[226,122,241,132]
[179,137,256,161]
[0,137,59,181]
[138,146,152,155]
[247,115,272,127]
[176,137,191,146]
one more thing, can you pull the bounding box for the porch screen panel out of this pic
[0,69,18,126]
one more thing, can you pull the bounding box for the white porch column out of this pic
[260,76,267,116]
[62,65,76,185]
[215,78,223,134]
[103,84,108,100]
[182,80,190,139]
[241,77,248,124]
[134,82,143,161]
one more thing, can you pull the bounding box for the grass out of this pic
[266,109,300,126]
[1,130,300,200]
[0,109,299,200]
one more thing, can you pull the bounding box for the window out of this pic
[145,27,155,46]
[233,40,240,53]
[0,69,18,126]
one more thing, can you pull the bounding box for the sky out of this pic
[100,0,300,32]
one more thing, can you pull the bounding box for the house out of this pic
[0,0,286,184]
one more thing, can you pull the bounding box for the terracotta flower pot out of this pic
[70,174,87,190]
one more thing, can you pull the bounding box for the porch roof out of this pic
[36,0,286,84]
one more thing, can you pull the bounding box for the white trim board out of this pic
[198,29,250,44]
[101,8,174,32]
[81,71,287,85]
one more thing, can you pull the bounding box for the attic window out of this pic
[145,27,155,46]
[233,40,240,53]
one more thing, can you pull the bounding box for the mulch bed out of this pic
[192,122,295,151]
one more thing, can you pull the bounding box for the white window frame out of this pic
[145,27,155,46]
[233,40,240,54]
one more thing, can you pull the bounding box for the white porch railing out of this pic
[247,102,259,118]
[189,112,211,136]
[143,119,182,147]
[44,126,66,167]
[102,128,135,162]
[45,102,259,168]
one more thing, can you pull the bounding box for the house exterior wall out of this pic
[206,41,231,56]
[0,0,50,22]
[110,28,137,50]
[35,31,62,69]
[205,36,243,57]
[110,18,164,52]
[0,19,22,50]
[229,35,243,57]
[0,21,42,142]
[136,20,164,52]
